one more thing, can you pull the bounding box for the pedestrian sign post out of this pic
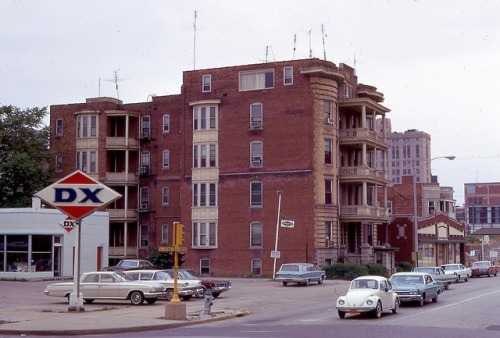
[35,170,122,313]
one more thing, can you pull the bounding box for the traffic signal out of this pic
[177,251,185,268]
[174,222,184,246]
[165,251,175,269]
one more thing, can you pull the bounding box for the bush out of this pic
[396,261,413,272]
[325,263,369,280]
[366,262,387,277]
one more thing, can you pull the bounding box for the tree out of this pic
[0,105,52,207]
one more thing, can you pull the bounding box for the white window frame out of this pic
[162,150,170,169]
[200,258,210,274]
[251,259,262,276]
[202,74,212,92]
[56,118,63,137]
[163,114,170,133]
[250,181,263,207]
[162,187,169,206]
[239,69,274,91]
[140,224,149,247]
[55,154,63,172]
[141,115,151,139]
[192,183,217,207]
[193,222,217,248]
[161,224,169,244]
[76,115,98,138]
[76,150,97,173]
[250,221,263,248]
[250,103,263,129]
[193,106,218,131]
[283,66,293,85]
[250,141,263,167]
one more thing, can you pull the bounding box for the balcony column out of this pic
[362,182,368,206]
[361,105,366,128]
[125,115,130,175]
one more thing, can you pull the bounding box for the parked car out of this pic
[470,261,499,277]
[44,271,166,305]
[102,259,160,272]
[181,269,231,298]
[389,272,444,306]
[122,269,194,301]
[164,269,205,300]
[411,266,456,290]
[441,263,471,282]
[275,263,326,286]
[336,275,400,319]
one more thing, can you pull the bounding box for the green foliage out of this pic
[0,105,52,207]
[325,263,369,280]
[148,250,173,269]
[396,261,414,272]
[366,262,387,277]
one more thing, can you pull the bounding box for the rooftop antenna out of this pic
[193,10,197,70]
[308,29,312,58]
[265,46,269,62]
[293,34,297,60]
[104,70,127,99]
[321,24,327,60]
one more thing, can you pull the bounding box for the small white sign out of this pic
[281,220,294,228]
[271,250,281,258]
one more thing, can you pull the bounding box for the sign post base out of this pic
[68,292,85,312]
[164,302,186,320]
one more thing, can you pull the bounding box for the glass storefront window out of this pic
[1,234,53,273]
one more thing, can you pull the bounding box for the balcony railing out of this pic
[107,209,138,220]
[339,205,389,221]
[109,246,138,257]
[338,128,386,146]
[105,137,140,150]
[339,166,388,183]
[105,172,138,184]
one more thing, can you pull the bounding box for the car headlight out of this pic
[338,299,345,305]
[366,299,373,306]
[409,291,417,295]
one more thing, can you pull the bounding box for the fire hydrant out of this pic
[204,289,214,316]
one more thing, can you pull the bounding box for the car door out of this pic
[425,275,438,298]
[98,273,120,298]
[378,280,392,309]
[80,273,101,298]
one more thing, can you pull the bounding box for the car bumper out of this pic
[337,306,376,314]
[275,277,307,283]
[143,291,166,299]
[471,270,489,276]
[397,294,422,302]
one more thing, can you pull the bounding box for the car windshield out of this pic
[117,260,138,268]
[473,262,489,267]
[180,270,197,280]
[351,279,378,289]
[442,265,458,271]
[391,275,424,285]
[280,264,300,272]
[413,268,434,274]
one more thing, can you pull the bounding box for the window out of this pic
[239,69,274,91]
[193,144,218,168]
[250,141,263,167]
[163,114,170,133]
[161,224,169,244]
[428,201,435,214]
[162,150,170,169]
[251,259,262,276]
[325,179,333,205]
[283,66,293,85]
[55,154,63,172]
[200,259,210,274]
[141,116,151,139]
[250,181,263,207]
[76,115,98,138]
[141,151,150,174]
[202,74,211,92]
[193,222,217,247]
[76,151,97,173]
[193,106,217,131]
[140,224,149,247]
[140,187,150,209]
[193,183,217,207]
[56,118,63,136]
[324,139,333,164]
[250,222,263,247]
[324,100,334,121]
[325,221,332,241]
[162,187,169,206]
[250,103,263,129]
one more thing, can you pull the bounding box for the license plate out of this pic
[348,309,358,314]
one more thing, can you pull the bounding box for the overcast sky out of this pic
[2,0,499,205]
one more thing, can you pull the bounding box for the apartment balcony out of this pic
[339,166,389,184]
[107,209,138,221]
[339,205,389,222]
[109,246,138,257]
[105,172,139,185]
[105,137,140,150]
[338,128,386,149]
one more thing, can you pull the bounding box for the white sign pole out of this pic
[272,191,282,280]
[68,219,84,312]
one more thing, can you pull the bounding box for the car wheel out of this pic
[318,276,324,285]
[488,271,492,277]
[130,291,144,305]
[282,281,288,286]
[392,298,400,314]
[432,293,439,303]
[165,289,174,301]
[444,282,450,290]
[418,294,425,307]
[338,310,346,319]
[373,301,382,318]
[196,287,206,299]
[304,280,310,286]
[181,295,192,301]
[212,292,220,298]
[146,298,157,305]
[84,299,94,304]
[464,275,469,282]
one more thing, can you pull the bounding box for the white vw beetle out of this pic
[336,275,400,319]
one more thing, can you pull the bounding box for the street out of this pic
[1,276,500,337]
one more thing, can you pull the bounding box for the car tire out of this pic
[318,276,324,285]
[444,282,450,290]
[84,299,94,304]
[392,298,399,314]
[418,294,425,307]
[282,281,288,286]
[304,280,310,286]
[432,293,438,303]
[338,310,346,319]
[373,301,382,318]
[464,275,469,282]
[196,287,206,299]
[146,298,157,304]
[212,292,220,298]
[165,289,174,301]
[130,291,144,305]
[181,295,192,301]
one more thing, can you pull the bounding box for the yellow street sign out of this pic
[158,246,175,252]
[177,246,187,252]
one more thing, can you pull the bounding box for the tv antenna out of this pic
[292,34,297,59]
[193,10,197,70]
[308,29,312,58]
[101,70,128,99]
[321,24,327,60]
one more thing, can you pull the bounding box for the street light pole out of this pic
[413,155,455,267]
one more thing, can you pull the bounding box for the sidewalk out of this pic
[0,301,250,336]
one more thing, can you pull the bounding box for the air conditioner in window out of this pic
[325,118,334,125]
[251,157,262,166]
[139,166,149,175]
[251,121,262,129]
[140,202,149,210]
[141,131,150,139]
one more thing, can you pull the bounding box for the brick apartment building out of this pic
[465,182,500,234]
[49,58,392,276]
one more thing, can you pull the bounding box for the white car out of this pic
[336,275,400,319]
[441,263,471,282]
[44,271,166,305]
